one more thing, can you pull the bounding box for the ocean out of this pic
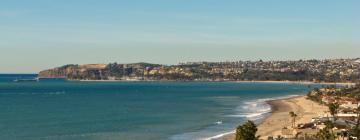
[0,74,319,140]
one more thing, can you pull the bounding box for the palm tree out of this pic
[328,102,339,120]
[289,111,297,128]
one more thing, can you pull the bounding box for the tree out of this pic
[328,102,340,120]
[316,127,336,140]
[351,101,360,139]
[289,111,297,128]
[316,121,336,140]
[235,120,259,140]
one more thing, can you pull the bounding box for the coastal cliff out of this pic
[39,64,106,79]
[38,59,360,82]
[38,63,161,80]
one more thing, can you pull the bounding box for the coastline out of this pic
[222,95,328,140]
[71,79,355,86]
[234,80,355,86]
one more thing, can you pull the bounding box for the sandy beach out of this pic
[224,96,328,140]
[235,80,355,86]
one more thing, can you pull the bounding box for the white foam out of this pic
[177,94,303,140]
[228,98,272,120]
[202,130,235,140]
[227,112,267,118]
[206,94,302,140]
[232,94,301,118]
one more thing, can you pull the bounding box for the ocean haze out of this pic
[0,0,359,73]
[1,45,359,74]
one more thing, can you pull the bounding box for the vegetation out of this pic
[39,59,360,82]
[306,88,323,103]
[307,83,360,139]
[350,104,360,139]
[289,111,297,128]
[307,83,360,104]
[328,102,339,120]
[235,120,259,140]
[316,121,336,140]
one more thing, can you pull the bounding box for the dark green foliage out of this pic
[289,111,297,128]
[328,103,339,118]
[316,127,336,140]
[235,120,259,140]
[308,85,360,104]
[316,121,336,140]
[307,89,322,103]
[350,106,360,139]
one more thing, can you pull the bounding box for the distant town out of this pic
[39,58,360,82]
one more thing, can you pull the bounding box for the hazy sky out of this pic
[1,0,359,73]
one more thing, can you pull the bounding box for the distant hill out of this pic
[39,59,360,82]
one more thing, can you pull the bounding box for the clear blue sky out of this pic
[1,0,359,73]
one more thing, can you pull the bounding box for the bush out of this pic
[236,120,259,140]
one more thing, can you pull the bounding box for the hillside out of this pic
[38,59,360,82]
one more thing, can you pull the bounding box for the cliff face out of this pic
[39,64,74,78]
[38,63,160,80]
[39,64,104,79]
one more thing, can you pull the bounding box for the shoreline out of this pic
[222,95,328,140]
[234,80,355,86]
[71,79,355,86]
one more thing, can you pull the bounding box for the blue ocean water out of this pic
[0,74,319,140]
